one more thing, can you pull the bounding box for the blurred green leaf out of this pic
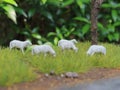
[41,0,47,4]
[102,2,120,8]
[3,5,17,24]
[37,40,42,44]
[14,7,27,17]
[107,24,115,32]
[76,0,85,14]
[61,0,74,7]
[108,34,113,41]
[98,22,104,30]
[74,17,90,24]
[28,9,36,18]
[101,4,111,8]
[108,33,120,42]
[47,32,56,37]
[65,27,75,37]
[22,31,30,36]
[41,11,54,22]
[32,34,41,39]
[114,22,120,27]
[47,0,61,6]
[2,0,17,6]
[82,24,90,35]
[32,27,39,33]
[111,10,118,22]
[54,37,59,45]
[56,27,63,39]
[114,33,119,41]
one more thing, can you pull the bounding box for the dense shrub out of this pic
[0,0,120,45]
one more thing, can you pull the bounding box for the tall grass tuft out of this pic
[0,48,36,86]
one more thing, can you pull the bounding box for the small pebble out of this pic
[72,72,79,78]
[45,73,49,77]
[60,74,65,78]
[50,70,55,75]
[65,72,79,78]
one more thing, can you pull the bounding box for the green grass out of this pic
[0,42,120,86]
[0,48,36,86]
[24,42,120,74]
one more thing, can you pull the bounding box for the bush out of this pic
[0,0,120,45]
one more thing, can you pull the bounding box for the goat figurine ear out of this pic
[25,40,32,45]
[71,39,78,44]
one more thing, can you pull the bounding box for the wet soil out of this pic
[0,68,120,90]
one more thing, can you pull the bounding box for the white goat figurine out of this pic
[32,44,56,57]
[59,39,77,44]
[58,39,78,52]
[9,40,32,53]
[87,45,106,56]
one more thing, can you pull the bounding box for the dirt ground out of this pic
[1,68,120,90]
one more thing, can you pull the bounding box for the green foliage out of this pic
[48,26,76,45]
[1,0,18,6]
[0,0,17,23]
[98,0,120,42]
[0,0,120,45]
